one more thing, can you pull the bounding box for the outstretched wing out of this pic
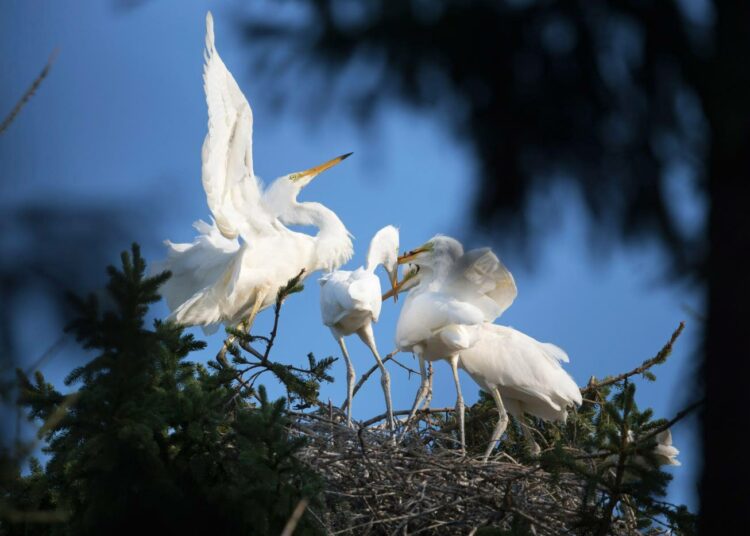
[202,12,272,239]
[443,248,517,321]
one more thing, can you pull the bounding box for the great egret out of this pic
[389,236,517,453]
[457,323,582,460]
[319,225,399,430]
[157,12,353,335]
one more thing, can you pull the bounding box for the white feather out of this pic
[459,323,582,422]
[202,11,272,240]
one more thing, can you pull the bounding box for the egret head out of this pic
[381,236,463,301]
[367,225,400,301]
[264,152,352,220]
[397,235,463,270]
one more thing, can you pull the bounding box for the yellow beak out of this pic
[289,152,352,184]
[397,245,431,265]
[382,267,419,301]
[389,267,399,303]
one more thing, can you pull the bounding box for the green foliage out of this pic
[462,329,698,535]
[1,244,322,535]
[1,244,697,535]
[221,270,336,410]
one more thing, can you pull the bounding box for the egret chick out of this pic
[393,236,516,452]
[319,226,400,430]
[457,323,582,460]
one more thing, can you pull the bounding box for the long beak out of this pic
[382,268,418,301]
[388,266,399,303]
[397,246,430,265]
[290,152,352,185]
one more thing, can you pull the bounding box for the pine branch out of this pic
[217,269,333,408]
[581,321,685,394]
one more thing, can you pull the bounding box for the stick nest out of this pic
[291,414,636,535]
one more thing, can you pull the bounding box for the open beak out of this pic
[290,152,352,186]
[382,267,419,301]
[397,245,431,265]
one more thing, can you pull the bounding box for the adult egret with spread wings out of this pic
[319,225,399,431]
[157,12,353,335]
[387,236,518,453]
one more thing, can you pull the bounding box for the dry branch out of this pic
[1,50,58,135]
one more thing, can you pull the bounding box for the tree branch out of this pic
[1,49,58,135]
[581,321,685,394]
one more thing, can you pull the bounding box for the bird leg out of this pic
[520,419,541,455]
[337,338,355,428]
[420,363,434,427]
[398,354,429,442]
[483,388,509,462]
[421,362,434,411]
[449,354,466,455]
[217,286,269,364]
[357,325,395,438]
[242,285,269,334]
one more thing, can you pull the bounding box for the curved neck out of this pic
[294,201,353,272]
[365,236,389,273]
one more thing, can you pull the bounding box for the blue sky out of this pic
[1,0,703,509]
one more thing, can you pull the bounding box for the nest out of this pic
[291,412,637,536]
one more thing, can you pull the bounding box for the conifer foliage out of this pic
[1,245,698,534]
[2,245,321,535]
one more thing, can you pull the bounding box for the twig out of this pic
[640,398,703,443]
[24,335,68,375]
[581,322,685,394]
[360,407,454,428]
[1,49,59,135]
[341,350,397,411]
[264,268,305,362]
[280,498,310,536]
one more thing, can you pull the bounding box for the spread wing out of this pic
[443,248,517,321]
[201,12,273,240]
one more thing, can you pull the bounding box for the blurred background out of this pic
[4,0,740,525]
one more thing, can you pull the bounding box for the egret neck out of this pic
[296,201,353,273]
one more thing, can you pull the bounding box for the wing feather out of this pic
[202,12,271,239]
[444,248,518,321]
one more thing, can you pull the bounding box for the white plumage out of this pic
[320,225,400,430]
[390,235,581,459]
[458,323,582,459]
[392,236,517,452]
[653,429,681,466]
[156,12,353,334]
